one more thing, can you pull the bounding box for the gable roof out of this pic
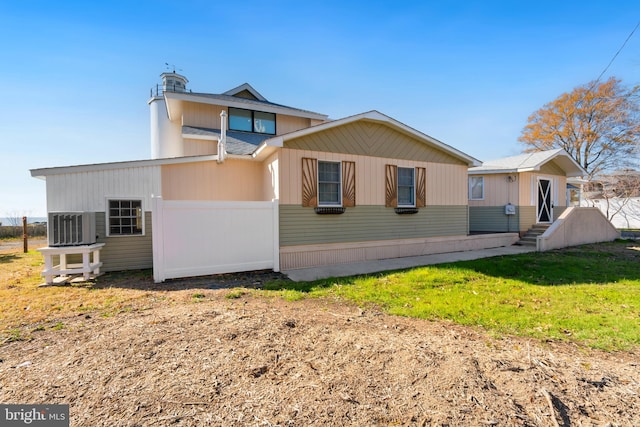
[469,148,586,177]
[223,83,267,101]
[263,110,481,166]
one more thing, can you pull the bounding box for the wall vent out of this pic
[48,212,97,246]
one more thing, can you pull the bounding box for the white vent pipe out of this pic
[217,110,227,163]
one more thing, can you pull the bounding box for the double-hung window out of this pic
[385,164,425,209]
[301,157,356,209]
[397,167,415,206]
[469,176,484,200]
[228,107,276,134]
[318,161,342,206]
[108,199,143,236]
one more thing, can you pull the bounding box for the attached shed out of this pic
[468,149,587,235]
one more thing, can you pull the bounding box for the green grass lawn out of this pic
[2,239,639,351]
[265,241,640,351]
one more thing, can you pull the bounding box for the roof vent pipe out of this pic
[217,110,227,163]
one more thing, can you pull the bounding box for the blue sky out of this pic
[1,1,639,217]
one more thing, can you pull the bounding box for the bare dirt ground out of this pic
[1,287,638,426]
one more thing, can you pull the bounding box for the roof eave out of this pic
[163,91,328,121]
[29,155,224,177]
[468,168,519,175]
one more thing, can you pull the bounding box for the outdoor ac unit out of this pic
[48,212,97,246]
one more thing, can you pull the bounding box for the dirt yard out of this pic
[0,287,638,426]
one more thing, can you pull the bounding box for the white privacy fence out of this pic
[581,197,640,229]
[152,197,279,283]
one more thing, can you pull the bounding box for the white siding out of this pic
[46,166,161,212]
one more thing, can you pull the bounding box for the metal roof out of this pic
[469,148,586,177]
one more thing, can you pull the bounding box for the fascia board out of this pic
[468,168,519,175]
[164,92,328,121]
[182,132,216,141]
[30,155,220,177]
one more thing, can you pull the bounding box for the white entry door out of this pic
[537,178,553,223]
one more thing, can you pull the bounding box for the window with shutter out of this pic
[386,165,426,211]
[302,158,356,210]
[342,161,356,207]
[302,157,318,207]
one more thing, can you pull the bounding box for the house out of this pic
[31,72,529,282]
[467,149,587,235]
[467,149,620,250]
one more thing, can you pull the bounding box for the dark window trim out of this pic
[228,107,276,135]
[107,199,144,237]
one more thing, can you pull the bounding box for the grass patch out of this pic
[265,241,640,351]
[2,240,639,351]
[225,289,247,299]
[0,246,167,339]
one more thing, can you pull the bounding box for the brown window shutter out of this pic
[302,157,318,207]
[416,167,426,207]
[342,161,356,207]
[385,164,398,207]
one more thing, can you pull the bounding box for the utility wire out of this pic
[594,20,640,85]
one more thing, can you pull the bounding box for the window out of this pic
[228,107,275,134]
[318,161,342,206]
[469,176,484,200]
[108,200,143,236]
[302,158,355,210]
[397,167,415,206]
[385,165,425,209]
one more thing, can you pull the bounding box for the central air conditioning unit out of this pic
[48,212,97,246]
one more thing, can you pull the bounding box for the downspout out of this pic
[217,110,227,163]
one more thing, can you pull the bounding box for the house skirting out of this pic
[280,233,520,270]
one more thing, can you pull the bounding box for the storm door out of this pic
[537,178,553,223]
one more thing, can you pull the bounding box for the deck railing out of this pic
[149,84,192,97]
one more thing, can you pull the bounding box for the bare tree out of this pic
[3,211,29,227]
[519,77,640,180]
[583,171,640,224]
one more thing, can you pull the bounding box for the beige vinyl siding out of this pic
[279,148,468,206]
[276,115,313,134]
[97,211,153,271]
[284,121,466,165]
[540,160,565,176]
[555,176,568,207]
[261,151,279,201]
[519,172,568,208]
[161,159,268,201]
[184,138,217,156]
[45,166,161,212]
[182,103,224,129]
[182,102,315,135]
[468,174,520,207]
[469,206,520,233]
[280,205,468,246]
